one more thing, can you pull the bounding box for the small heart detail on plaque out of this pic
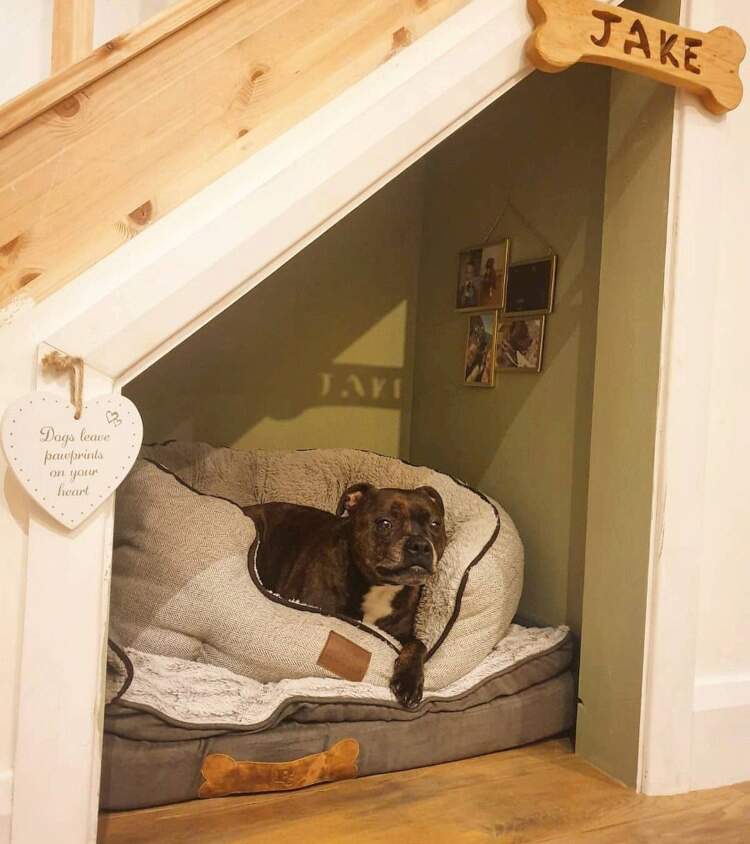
[1,393,143,530]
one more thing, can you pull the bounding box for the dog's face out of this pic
[337,483,447,586]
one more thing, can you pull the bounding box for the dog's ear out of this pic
[417,485,445,516]
[337,483,375,516]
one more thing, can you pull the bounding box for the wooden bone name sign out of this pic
[527,0,746,115]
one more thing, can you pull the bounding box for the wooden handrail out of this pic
[0,0,231,140]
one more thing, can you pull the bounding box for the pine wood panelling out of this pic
[0,0,232,139]
[0,0,470,309]
[52,0,95,73]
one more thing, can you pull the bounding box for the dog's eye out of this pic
[375,518,392,531]
[430,519,441,529]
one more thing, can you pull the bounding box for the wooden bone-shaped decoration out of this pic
[527,0,745,115]
[199,739,360,798]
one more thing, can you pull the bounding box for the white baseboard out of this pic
[691,702,750,791]
[694,674,750,712]
[0,768,11,844]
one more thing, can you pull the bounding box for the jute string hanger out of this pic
[481,197,556,256]
[42,351,84,420]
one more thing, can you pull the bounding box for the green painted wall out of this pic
[575,0,679,789]
[410,65,612,635]
[125,164,425,458]
[128,64,616,641]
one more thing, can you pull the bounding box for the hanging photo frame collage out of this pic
[457,238,557,386]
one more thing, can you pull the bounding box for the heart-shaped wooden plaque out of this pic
[1,393,143,530]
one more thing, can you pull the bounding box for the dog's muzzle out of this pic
[403,535,434,573]
[375,535,435,585]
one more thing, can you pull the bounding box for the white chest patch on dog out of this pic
[361,585,402,626]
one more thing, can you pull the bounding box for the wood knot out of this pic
[392,27,412,51]
[128,201,153,227]
[415,0,430,8]
[54,96,81,118]
[237,128,249,138]
[231,64,270,113]
[0,235,22,260]
[18,271,41,289]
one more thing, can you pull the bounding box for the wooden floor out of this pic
[98,739,750,844]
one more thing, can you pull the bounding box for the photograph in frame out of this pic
[502,255,557,317]
[456,240,511,311]
[497,315,545,374]
[464,312,498,387]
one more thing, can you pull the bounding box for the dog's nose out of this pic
[405,536,433,568]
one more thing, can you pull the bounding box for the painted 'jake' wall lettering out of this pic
[527,0,746,115]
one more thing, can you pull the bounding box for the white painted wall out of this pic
[689,0,750,789]
[0,1,178,106]
[0,331,40,844]
[640,0,750,797]
[93,0,179,48]
[0,1,52,105]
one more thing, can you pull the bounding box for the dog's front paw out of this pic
[390,665,423,709]
[390,640,426,709]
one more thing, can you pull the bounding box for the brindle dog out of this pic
[243,483,447,708]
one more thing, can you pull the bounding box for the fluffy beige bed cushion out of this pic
[110,443,523,690]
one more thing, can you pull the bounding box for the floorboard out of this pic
[97,739,750,843]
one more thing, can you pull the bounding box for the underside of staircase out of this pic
[0,0,474,309]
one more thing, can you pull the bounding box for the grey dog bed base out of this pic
[100,635,575,811]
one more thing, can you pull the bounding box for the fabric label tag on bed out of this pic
[317,631,372,682]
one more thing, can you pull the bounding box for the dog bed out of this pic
[101,625,576,810]
[111,443,524,690]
